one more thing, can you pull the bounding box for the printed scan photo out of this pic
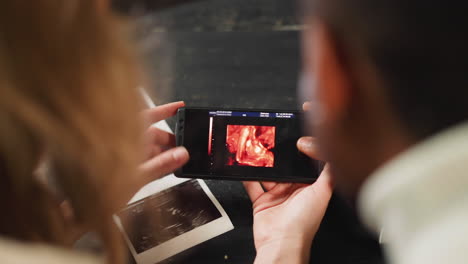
[116,168,233,263]
[117,180,222,254]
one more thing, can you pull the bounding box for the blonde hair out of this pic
[0,1,143,263]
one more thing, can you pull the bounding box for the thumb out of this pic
[297,136,319,159]
[312,164,334,198]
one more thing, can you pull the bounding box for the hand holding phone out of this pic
[245,135,332,263]
[138,102,189,184]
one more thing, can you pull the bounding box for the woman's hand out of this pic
[138,101,190,185]
[244,137,333,264]
[46,101,189,245]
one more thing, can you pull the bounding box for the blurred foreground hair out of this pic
[0,1,143,263]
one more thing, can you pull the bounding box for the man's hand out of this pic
[244,136,333,264]
[138,101,190,186]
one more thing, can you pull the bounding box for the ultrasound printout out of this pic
[117,180,222,254]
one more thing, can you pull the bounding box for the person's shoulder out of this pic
[0,237,103,264]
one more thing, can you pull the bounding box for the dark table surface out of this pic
[121,0,385,263]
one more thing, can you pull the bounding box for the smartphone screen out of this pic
[175,107,320,182]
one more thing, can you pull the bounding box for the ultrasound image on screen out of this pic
[226,125,275,167]
[117,180,222,254]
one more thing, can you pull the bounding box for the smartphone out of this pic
[174,107,322,183]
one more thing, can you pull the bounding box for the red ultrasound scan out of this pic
[226,125,275,167]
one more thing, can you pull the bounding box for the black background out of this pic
[115,0,385,263]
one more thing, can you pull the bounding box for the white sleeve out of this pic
[395,210,468,264]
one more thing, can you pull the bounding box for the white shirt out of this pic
[359,122,468,264]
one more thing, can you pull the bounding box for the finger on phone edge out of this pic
[297,136,318,158]
[139,146,189,182]
[303,101,312,111]
[142,101,185,125]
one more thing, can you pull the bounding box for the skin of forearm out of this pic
[254,239,312,264]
